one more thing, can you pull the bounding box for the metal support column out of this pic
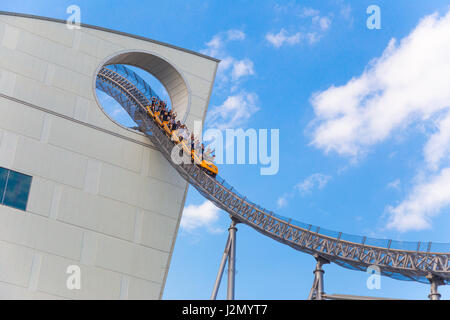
[307,255,329,300]
[227,219,238,300]
[210,234,231,300]
[427,274,444,300]
[307,277,318,300]
[210,218,239,300]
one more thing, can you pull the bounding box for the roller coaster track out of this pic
[96,65,450,288]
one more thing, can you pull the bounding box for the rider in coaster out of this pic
[201,143,205,160]
[151,97,156,112]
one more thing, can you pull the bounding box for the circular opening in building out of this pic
[95,64,171,130]
[94,51,190,132]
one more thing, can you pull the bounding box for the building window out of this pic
[0,168,7,199]
[0,167,32,211]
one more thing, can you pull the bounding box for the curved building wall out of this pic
[0,12,218,299]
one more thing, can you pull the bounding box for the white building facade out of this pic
[0,11,218,299]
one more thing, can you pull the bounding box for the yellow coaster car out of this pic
[171,131,218,178]
[154,114,163,127]
[162,122,172,136]
[192,149,218,178]
[146,106,154,118]
[200,158,218,177]
[145,106,218,178]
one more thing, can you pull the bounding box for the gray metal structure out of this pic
[209,218,239,300]
[96,65,450,299]
[308,256,329,300]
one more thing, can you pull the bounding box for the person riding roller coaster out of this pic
[145,98,218,178]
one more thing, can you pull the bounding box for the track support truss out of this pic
[211,218,239,300]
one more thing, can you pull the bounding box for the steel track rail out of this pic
[96,66,450,284]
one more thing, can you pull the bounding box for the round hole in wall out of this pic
[93,50,191,132]
[95,64,171,130]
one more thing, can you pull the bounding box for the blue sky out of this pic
[3,0,450,299]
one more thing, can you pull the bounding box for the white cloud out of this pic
[309,11,450,157]
[266,5,332,48]
[276,173,331,208]
[296,173,332,195]
[277,195,289,208]
[266,29,302,48]
[227,29,246,41]
[111,107,125,116]
[387,167,450,231]
[424,111,450,170]
[216,56,234,78]
[207,92,259,130]
[333,0,353,23]
[306,32,321,44]
[300,7,320,18]
[180,201,223,234]
[231,59,255,81]
[201,30,258,130]
[313,16,332,31]
[201,30,246,59]
[308,10,450,232]
[274,4,320,19]
[203,35,223,57]
[387,179,401,190]
[201,30,255,83]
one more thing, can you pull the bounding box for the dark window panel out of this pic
[3,171,32,211]
[0,167,7,202]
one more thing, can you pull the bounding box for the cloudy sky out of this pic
[5,0,450,299]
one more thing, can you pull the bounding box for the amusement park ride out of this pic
[96,64,449,300]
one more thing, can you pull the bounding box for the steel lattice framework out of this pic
[96,65,450,287]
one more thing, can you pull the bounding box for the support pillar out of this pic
[427,274,444,300]
[227,219,238,300]
[210,217,239,300]
[210,235,230,300]
[307,255,329,300]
